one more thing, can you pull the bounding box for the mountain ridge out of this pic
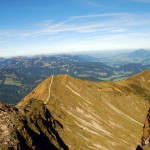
[1,70,150,149]
[1,50,150,104]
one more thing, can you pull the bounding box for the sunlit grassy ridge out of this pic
[16,70,150,149]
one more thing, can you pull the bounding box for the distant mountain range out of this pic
[1,69,150,149]
[99,49,150,66]
[0,49,150,104]
[0,57,5,61]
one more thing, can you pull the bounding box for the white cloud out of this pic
[27,14,150,41]
[14,13,144,37]
[70,13,127,19]
[0,13,147,40]
[1,12,150,56]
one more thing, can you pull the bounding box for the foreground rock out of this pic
[0,101,68,150]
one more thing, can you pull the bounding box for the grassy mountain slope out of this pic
[14,70,150,149]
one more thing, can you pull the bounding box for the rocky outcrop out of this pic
[0,102,18,149]
[0,100,68,150]
[136,107,150,150]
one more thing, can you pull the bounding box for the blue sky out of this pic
[1,0,150,56]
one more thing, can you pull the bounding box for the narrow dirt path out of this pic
[44,75,54,104]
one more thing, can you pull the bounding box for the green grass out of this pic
[77,74,90,77]
[4,77,21,86]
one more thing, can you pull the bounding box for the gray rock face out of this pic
[0,102,18,149]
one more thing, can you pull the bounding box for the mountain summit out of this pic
[1,70,150,149]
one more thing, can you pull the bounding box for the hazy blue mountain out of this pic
[99,49,150,66]
[128,49,150,59]
[0,57,5,61]
[118,63,149,74]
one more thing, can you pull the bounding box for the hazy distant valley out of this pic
[0,49,150,104]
